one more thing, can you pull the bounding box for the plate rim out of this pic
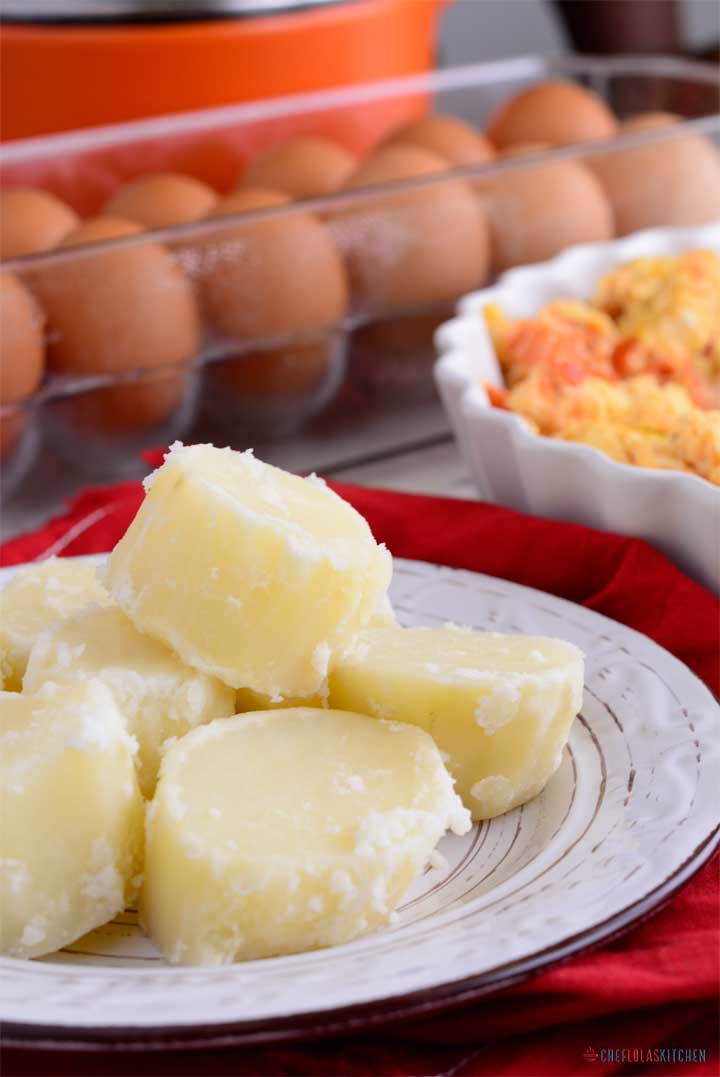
[2,555,718,1049]
[3,821,718,1052]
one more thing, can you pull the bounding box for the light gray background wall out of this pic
[439,0,719,65]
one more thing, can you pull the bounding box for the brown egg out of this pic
[336,145,491,310]
[487,81,617,149]
[343,144,449,189]
[200,189,347,336]
[0,188,79,260]
[381,114,495,167]
[589,112,720,234]
[31,216,199,433]
[37,215,200,373]
[240,138,357,201]
[104,172,218,230]
[477,151,614,271]
[0,271,45,457]
[197,189,348,417]
[0,271,45,403]
[56,215,144,253]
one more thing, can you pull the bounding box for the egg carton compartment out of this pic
[0,400,41,502]
[200,326,348,439]
[41,363,202,476]
[345,305,455,404]
[1,54,719,502]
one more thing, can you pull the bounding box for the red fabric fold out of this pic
[3,474,718,1077]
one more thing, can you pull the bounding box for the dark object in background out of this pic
[554,0,718,117]
[555,0,717,63]
[554,0,681,54]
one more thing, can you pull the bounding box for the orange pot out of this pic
[1,0,447,142]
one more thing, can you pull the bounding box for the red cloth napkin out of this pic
[3,473,718,1077]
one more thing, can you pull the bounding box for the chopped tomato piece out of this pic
[484,383,508,408]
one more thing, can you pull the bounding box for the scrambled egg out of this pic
[486,249,720,485]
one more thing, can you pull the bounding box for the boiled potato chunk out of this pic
[329,627,584,820]
[23,606,236,797]
[235,594,397,713]
[0,682,143,959]
[141,708,470,966]
[369,593,397,628]
[109,444,391,698]
[0,557,111,691]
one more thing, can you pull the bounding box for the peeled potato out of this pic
[108,443,391,698]
[1,682,143,959]
[0,557,112,691]
[23,605,236,797]
[329,626,585,820]
[140,708,470,965]
[234,595,396,714]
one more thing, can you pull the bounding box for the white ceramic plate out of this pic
[434,223,720,594]
[2,556,718,1049]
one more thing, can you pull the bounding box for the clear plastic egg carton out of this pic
[1,53,719,501]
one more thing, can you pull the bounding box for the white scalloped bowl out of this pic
[434,223,720,595]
